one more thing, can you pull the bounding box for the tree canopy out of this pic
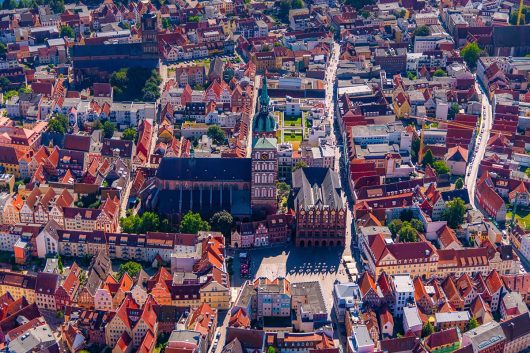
[466,317,479,331]
[442,197,467,229]
[122,127,137,142]
[120,212,171,234]
[180,211,210,234]
[448,103,460,120]
[60,25,75,39]
[210,211,234,238]
[422,149,434,167]
[293,160,307,171]
[455,178,464,189]
[48,114,69,134]
[415,26,430,36]
[207,125,226,145]
[398,224,419,242]
[102,121,115,138]
[509,5,530,25]
[118,261,142,280]
[433,160,450,175]
[422,322,435,338]
[461,42,480,69]
[110,68,161,102]
[433,69,447,77]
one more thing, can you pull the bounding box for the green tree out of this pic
[433,160,450,175]
[414,25,430,36]
[411,137,420,162]
[509,5,530,25]
[0,77,10,91]
[60,25,75,39]
[525,167,530,178]
[279,0,291,18]
[461,42,480,69]
[293,160,307,171]
[422,322,435,338]
[0,43,7,58]
[455,178,464,190]
[2,0,14,9]
[142,70,162,102]
[442,197,467,229]
[120,215,141,233]
[57,254,63,273]
[122,127,137,141]
[422,149,434,167]
[277,181,291,212]
[448,103,460,120]
[210,211,234,238]
[361,10,370,18]
[292,0,303,8]
[406,71,417,80]
[207,125,226,145]
[50,0,65,13]
[48,114,68,134]
[388,219,403,236]
[466,317,479,331]
[179,211,210,234]
[139,212,161,233]
[188,15,201,22]
[410,218,424,233]
[118,261,142,280]
[344,0,375,10]
[267,347,276,353]
[433,69,447,77]
[162,17,171,29]
[103,121,115,138]
[398,224,418,242]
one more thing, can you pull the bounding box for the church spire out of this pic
[259,75,269,110]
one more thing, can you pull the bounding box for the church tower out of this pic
[141,12,159,57]
[251,76,278,216]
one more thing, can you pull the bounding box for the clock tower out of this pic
[251,76,278,216]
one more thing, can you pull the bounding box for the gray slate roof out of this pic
[292,167,343,210]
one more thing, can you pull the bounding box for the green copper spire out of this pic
[259,75,270,109]
[253,75,277,134]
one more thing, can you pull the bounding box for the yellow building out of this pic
[393,91,411,118]
[200,280,231,310]
[0,271,36,303]
[367,234,438,278]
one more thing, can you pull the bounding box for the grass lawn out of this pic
[284,114,302,127]
[506,209,530,229]
[284,131,303,142]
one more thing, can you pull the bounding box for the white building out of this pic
[393,274,414,316]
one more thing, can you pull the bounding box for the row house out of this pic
[366,233,439,278]
[55,263,82,311]
[19,187,74,225]
[174,65,206,87]
[57,229,197,264]
[62,196,120,233]
[94,273,134,311]
[35,272,60,311]
[0,271,36,303]
[104,294,158,348]
[77,251,112,310]
[230,214,293,248]
[64,307,113,347]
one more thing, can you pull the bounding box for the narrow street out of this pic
[465,80,493,208]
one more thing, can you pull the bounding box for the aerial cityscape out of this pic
[0,0,527,352]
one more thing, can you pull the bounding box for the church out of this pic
[71,12,160,86]
[143,77,279,222]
